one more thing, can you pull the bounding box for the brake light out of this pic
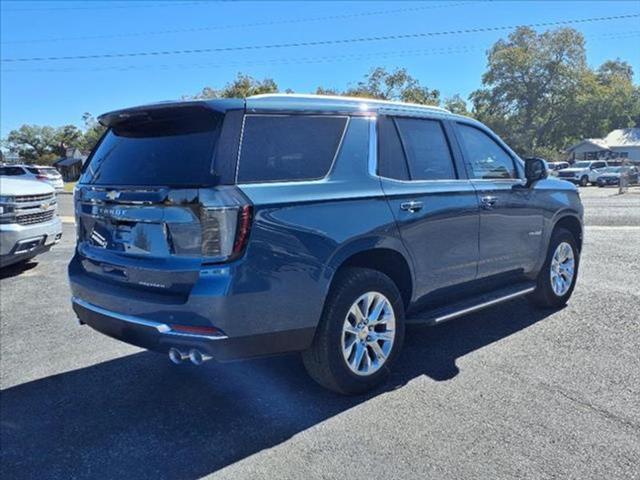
[36,175,48,181]
[233,205,253,256]
[200,204,253,262]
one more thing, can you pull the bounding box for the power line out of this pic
[2,13,638,64]
[4,30,638,74]
[1,2,472,45]
[1,1,209,13]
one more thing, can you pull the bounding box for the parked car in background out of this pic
[0,176,62,268]
[68,95,584,394]
[546,161,570,176]
[0,164,64,191]
[596,166,640,187]
[557,160,608,186]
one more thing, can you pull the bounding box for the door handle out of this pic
[400,200,423,213]
[480,195,497,210]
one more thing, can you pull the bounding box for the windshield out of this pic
[572,162,592,168]
[81,110,222,186]
[0,166,26,176]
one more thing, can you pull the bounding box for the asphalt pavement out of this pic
[1,187,639,480]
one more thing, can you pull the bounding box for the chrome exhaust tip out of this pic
[188,349,212,366]
[168,348,188,364]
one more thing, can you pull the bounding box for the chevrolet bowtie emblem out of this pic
[106,190,120,201]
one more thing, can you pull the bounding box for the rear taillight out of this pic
[200,204,253,262]
[36,175,48,181]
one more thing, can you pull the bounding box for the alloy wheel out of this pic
[341,291,396,376]
[550,241,575,296]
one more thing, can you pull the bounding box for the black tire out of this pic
[529,227,579,308]
[302,267,405,395]
[579,176,589,187]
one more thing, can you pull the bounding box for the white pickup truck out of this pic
[556,160,609,186]
[0,175,62,267]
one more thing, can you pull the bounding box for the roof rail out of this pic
[247,93,451,113]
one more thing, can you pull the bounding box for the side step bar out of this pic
[406,282,536,326]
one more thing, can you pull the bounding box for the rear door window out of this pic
[237,115,347,183]
[394,118,457,180]
[377,116,410,181]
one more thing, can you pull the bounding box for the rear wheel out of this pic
[529,228,579,308]
[302,267,405,395]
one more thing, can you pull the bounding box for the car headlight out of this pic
[0,195,15,204]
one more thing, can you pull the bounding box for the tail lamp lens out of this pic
[200,205,253,261]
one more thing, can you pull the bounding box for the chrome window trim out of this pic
[234,113,350,185]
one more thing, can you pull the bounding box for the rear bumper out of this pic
[72,296,313,361]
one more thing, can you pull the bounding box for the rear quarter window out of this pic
[237,115,348,183]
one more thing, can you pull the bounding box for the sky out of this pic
[1,0,639,138]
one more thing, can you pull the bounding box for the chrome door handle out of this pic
[480,195,497,209]
[400,201,423,212]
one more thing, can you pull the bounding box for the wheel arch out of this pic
[552,214,583,252]
[324,239,414,310]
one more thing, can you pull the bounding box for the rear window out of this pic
[80,109,222,186]
[0,166,26,176]
[237,115,347,183]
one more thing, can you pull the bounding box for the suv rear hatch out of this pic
[74,103,250,301]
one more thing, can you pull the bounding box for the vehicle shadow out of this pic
[1,298,555,479]
[0,260,39,280]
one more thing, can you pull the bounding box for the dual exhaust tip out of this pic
[168,347,212,366]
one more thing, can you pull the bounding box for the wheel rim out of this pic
[341,291,396,376]
[550,241,575,296]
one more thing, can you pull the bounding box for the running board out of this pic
[406,282,536,326]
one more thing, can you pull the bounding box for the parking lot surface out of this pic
[1,187,639,480]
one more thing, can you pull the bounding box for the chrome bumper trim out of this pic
[71,297,228,340]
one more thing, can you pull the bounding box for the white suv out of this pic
[557,160,608,186]
[0,164,64,191]
[0,175,62,267]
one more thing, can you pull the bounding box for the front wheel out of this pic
[302,267,405,395]
[529,228,579,308]
[579,176,589,187]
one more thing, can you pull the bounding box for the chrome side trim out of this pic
[433,286,536,324]
[72,297,228,340]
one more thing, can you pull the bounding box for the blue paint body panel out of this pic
[70,95,584,361]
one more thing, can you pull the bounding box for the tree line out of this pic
[3,26,639,164]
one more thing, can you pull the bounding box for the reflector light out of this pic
[169,324,225,336]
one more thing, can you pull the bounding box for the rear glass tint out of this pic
[237,115,347,183]
[80,109,222,186]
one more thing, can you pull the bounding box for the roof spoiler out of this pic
[98,99,245,127]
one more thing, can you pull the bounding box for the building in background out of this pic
[54,147,87,181]
[567,128,640,164]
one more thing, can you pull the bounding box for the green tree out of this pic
[192,73,279,99]
[343,67,440,105]
[471,27,587,156]
[53,125,83,156]
[6,125,58,164]
[443,94,470,116]
[80,112,106,152]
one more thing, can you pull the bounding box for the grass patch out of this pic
[63,182,76,193]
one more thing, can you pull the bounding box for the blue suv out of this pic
[69,94,583,394]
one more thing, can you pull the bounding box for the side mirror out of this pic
[524,158,548,187]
